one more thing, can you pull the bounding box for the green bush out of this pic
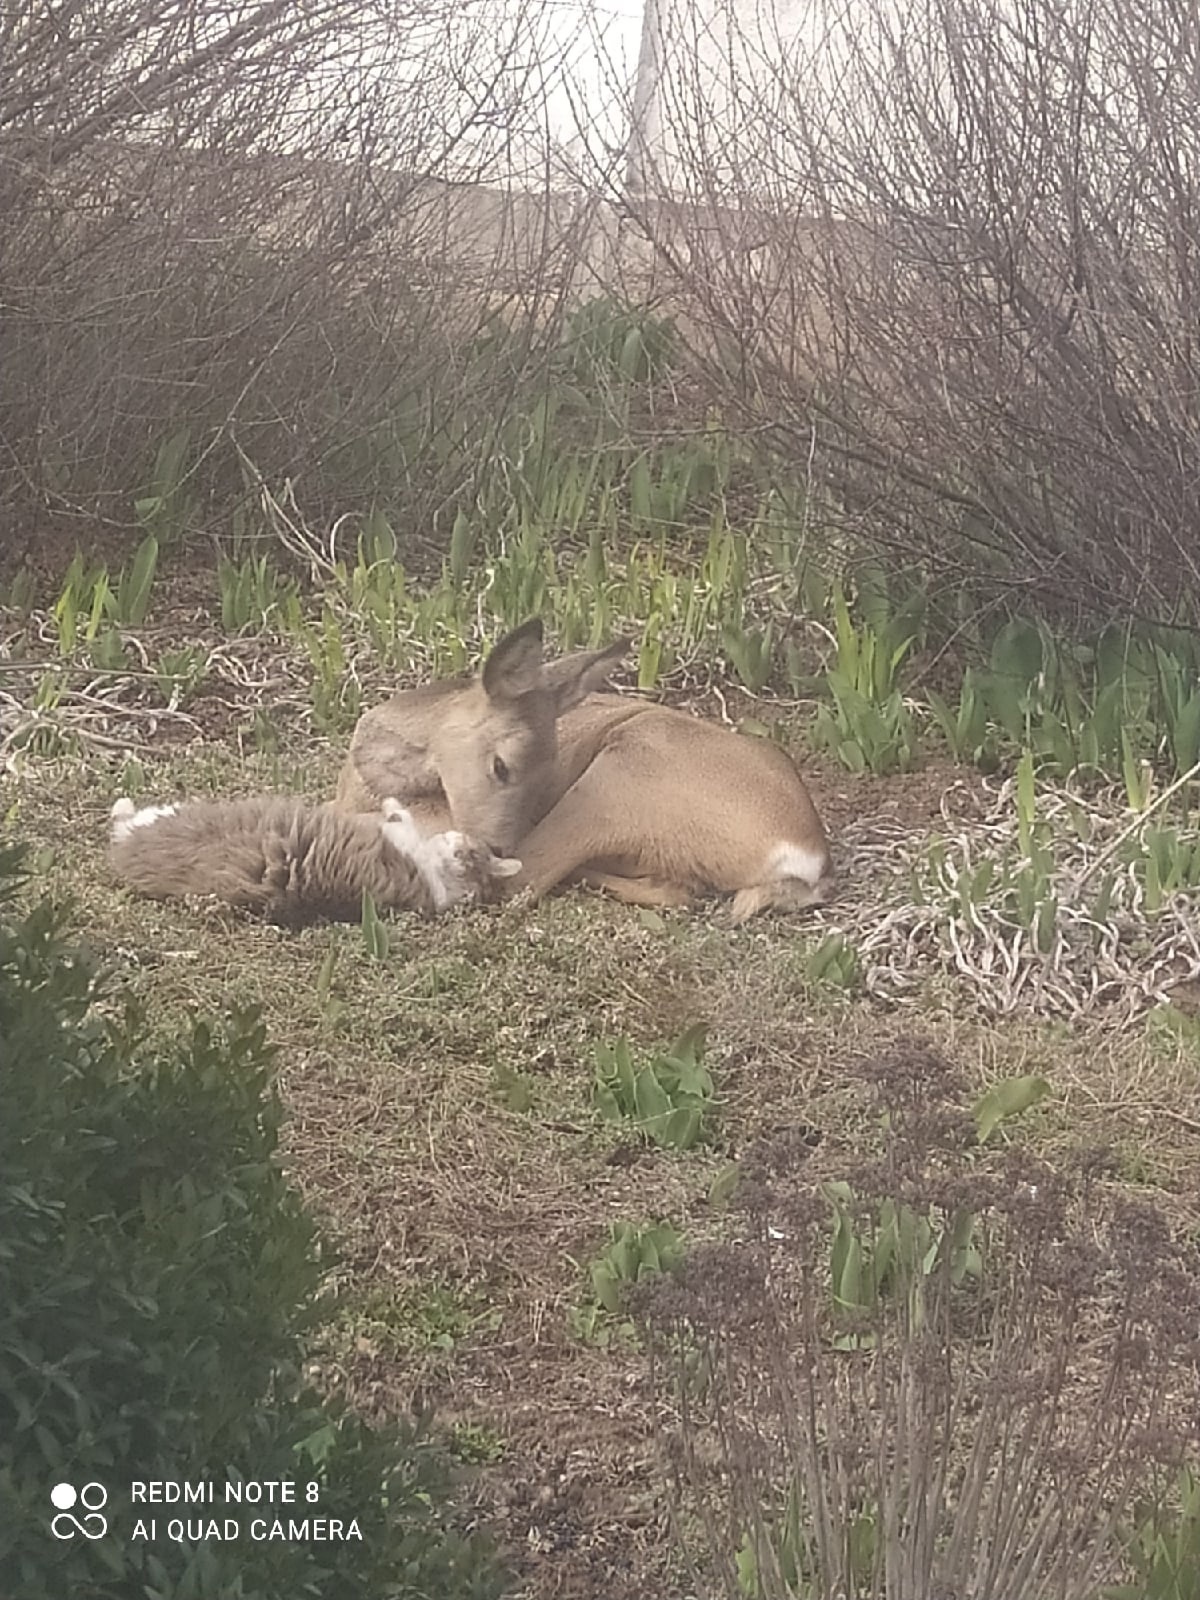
[0,843,507,1599]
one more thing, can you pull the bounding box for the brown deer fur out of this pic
[335,624,832,922]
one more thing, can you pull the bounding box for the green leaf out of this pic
[619,325,646,381]
[630,455,652,527]
[1145,848,1163,913]
[90,627,126,671]
[978,669,1026,743]
[660,1107,703,1150]
[1014,749,1039,857]
[590,1262,622,1313]
[632,1064,673,1128]
[709,1163,740,1209]
[447,510,475,589]
[119,533,159,626]
[735,1537,759,1595]
[839,738,867,773]
[1171,690,1200,774]
[991,617,1043,687]
[668,1022,706,1069]
[834,1231,865,1308]
[360,891,389,959]
[974,1075,1052,1143]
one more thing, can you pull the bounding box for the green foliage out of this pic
[811,581,921,774]
[917,745,1200,982]
[917,753,1063,954]
[722,620,775,694]
[134,427,193,544]
[638,1044,1200,1600]
[31,334,1200,809]
[925,667,995,767]
[0,845,508,1600]
[360,890,390,958]
[804,933,862,992]
[117,533,160,626]
[285,604,360,733]
[218,554,297,633]
[824,1183,981,1345]
[592,1023,715,1150]
[51,559,101,658]
[1135,825,1200,913]
[967,618,1200,786]
[1105,1468,1200,1600]
[338,1283,501,1361]
[736,1484,877,1599]
[973,1073,1052,1143]
[5,565,37,617]
[580,1220,685,1340]
[558,296,677,388]
[823,1073,1050,1339]
[449,1424,506,1467]
[50,537,159,657]
[154,645,209,708]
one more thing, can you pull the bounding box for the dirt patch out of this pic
[803,751,995,839]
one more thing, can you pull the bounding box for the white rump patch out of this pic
[767,842,829,886]
[110,798,177,842]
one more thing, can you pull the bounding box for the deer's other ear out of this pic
[481,618,546,701]
[542,637,631,714]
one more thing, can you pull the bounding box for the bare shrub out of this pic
[0,0,595,543]
[636,1039,1200,1598]
[614,0,1200,621]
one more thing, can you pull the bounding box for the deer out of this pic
[336,618,832,922]
[109,795,522,925]
[334,617,631,846]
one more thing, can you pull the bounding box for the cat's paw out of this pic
[379,799,424,857]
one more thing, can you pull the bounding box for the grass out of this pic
[5,547,1200,1597]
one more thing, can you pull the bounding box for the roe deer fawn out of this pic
[336,620,831,922]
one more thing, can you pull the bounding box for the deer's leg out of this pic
[510,755,640,901]
[729,872,832,924]
[576,870,694,910]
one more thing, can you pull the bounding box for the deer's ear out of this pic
[482,619,545,701]
[542,637,631,714]
[488,855,523,878]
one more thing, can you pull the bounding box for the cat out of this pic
[109,795,521,925]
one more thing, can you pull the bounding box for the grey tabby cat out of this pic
[109,795,521,925]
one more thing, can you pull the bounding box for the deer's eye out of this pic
[493,755,510,784]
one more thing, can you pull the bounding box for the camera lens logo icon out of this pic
[50,1482,108,1539]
